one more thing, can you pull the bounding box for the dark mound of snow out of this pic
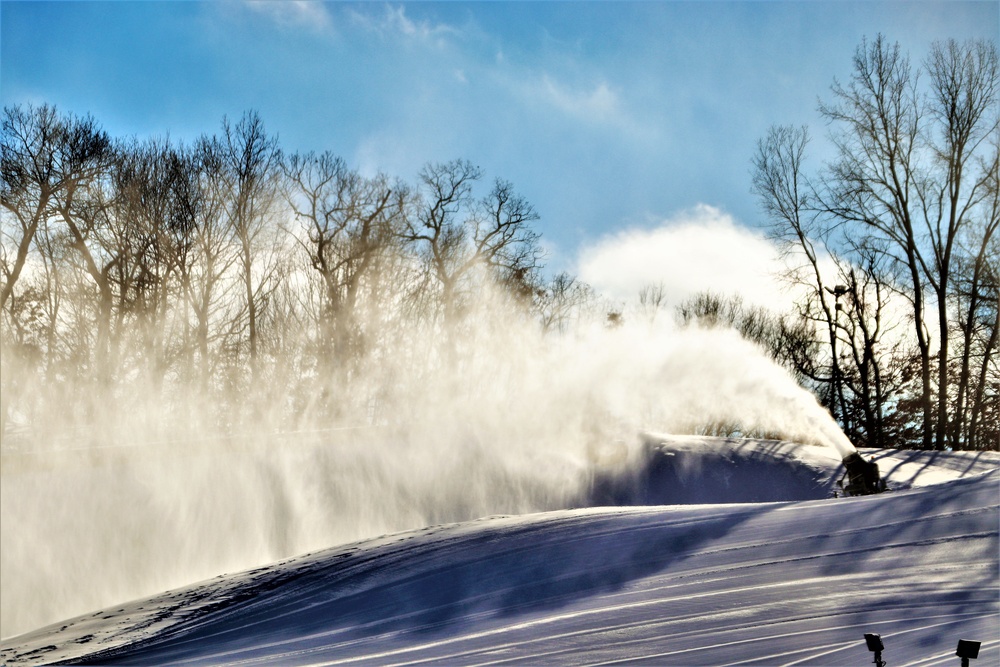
[586,436,841,505]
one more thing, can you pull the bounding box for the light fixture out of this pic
[864,633,886,667]
[956,639,980,667]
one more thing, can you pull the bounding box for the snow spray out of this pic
[1,308,855,639]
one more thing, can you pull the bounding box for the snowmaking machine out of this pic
[837,452,887,497]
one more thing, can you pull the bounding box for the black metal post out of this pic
[865,633,886,667]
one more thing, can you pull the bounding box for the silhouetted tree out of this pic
[754,36,999,450]
[2,105,111,309]
[536,272,597,334]
[403,160,542,343]
[216,111,282,373]
[284,150,405,381]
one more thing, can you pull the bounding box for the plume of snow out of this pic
[1,290,854,639]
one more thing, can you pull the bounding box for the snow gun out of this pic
[838,452,887,497]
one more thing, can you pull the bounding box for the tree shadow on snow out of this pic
[80,501,763,664]
[74,448,996,666]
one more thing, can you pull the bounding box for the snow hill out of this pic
[2,437,998,666]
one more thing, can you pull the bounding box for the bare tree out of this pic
[215,111,282,373]
[819,36,999,448]
[284,151,405,380]
[637,282,668,324]
[752,125,846,419]
[832,240,914,448]
[815,36,934,446]
[180,136,241,391]
[537,272,596,334]
[921,39,999,448]
[1,105,111,310]
[45,140,126,383]
[403,160,542,334]
[755,36,999,450]
[109,137,195,391]
[477,178,544,300]
[402,159,480,331]
[954,144,1000,449]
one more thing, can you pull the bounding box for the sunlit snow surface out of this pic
[3,437,998,666]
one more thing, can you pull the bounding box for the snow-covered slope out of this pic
[2,438,998,666]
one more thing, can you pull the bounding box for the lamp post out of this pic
[826,284,849,424]
[864,633,886,667]
[956,639,980,667]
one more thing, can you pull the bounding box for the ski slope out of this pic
[2,438,998,666]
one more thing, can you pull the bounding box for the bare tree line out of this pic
[2,107,588,438]
[2,36,997,451]
[751,36,998,450]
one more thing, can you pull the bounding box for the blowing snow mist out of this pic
[1,309,853,639]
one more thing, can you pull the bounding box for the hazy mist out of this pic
[1,298,853,638]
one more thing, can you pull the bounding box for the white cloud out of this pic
[347,4,460,45]
[505,71,655,141]
[243,1,333,33]
[539,76,621,121]
[576,205,796,313]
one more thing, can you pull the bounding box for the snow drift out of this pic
[2,438,997,666]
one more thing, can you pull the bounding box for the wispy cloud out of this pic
[243,1,334,33]
[537,75,621,122]
[505,70,654,141]
[347,4,460,46]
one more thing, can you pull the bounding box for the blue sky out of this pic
[3,1,998,303]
